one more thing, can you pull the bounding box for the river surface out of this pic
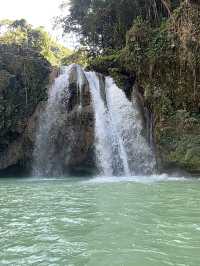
[0,175,200,266]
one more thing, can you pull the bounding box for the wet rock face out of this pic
[67,64,92,111]
[51,65,95,175]
[61,66,94,173]
[55,106,94,174]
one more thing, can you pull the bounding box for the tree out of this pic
[0,19,71,65]
[58,0,180,54]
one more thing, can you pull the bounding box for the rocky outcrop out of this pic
[54,105,94,175]
[62,65,95,173]
[0,44,51,175]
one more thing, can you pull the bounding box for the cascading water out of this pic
[32,65,74,176]
[85,72,114,176]
[33,64,155,177]
[105,77,156,175]
[87,73,155,176]
[76,65,85,109]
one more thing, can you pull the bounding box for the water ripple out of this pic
[0,177,200,265]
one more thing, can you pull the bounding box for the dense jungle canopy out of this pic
[58,0,181,53]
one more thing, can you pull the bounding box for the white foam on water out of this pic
[85,174,187,184]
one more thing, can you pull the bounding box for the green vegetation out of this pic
[59,0,180,53]
[0,19,71,66]
[62,48,89,67]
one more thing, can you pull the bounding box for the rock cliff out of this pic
[0,44,51,175]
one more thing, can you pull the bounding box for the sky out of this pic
[0,0,75,48]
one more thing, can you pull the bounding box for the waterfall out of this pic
[87,73,155,176]
[105,77,131,176]
[105,77,156,175]
[33,64,155,177]
[32,64,87,176]
[32,66,71,176]
[86,72,114,176]
[76,65,85,110]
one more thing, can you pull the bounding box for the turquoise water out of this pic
[0,176,200,266]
